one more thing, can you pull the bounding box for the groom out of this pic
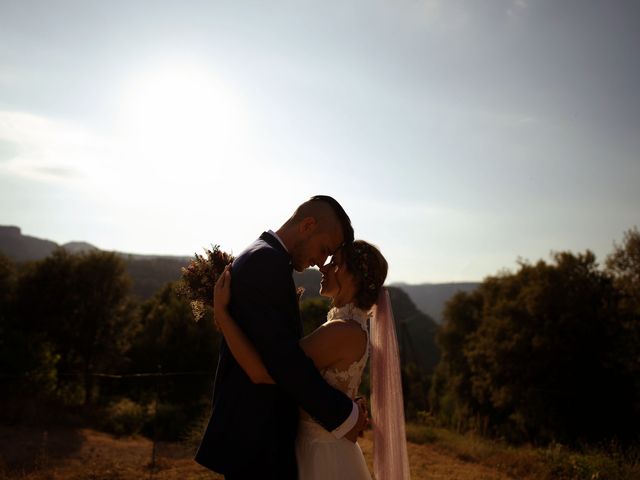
[195,195,368,479]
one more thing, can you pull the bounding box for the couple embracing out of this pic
[195,195,410,479]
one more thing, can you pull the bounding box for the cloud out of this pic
[0,110,100,181]
[30,166,80,178]
[0,140,19,163]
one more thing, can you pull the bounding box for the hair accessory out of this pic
[353,244,373,283]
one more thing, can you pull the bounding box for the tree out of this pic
[0,253,14,314]
[127,283,221,404]
[13,249,136,405]
[1,253,63,398]
[431,250,638,444]
[429,289,483,431]
[469,253,623,442]
[606,227,640,436]
[606,227,640,305]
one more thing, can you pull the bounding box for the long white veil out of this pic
[370,288,411,479]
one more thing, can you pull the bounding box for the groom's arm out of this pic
[232,250,354,432]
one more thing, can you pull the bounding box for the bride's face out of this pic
[319,249,357,305]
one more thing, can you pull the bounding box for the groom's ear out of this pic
[298,216,318,236]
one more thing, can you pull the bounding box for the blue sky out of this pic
[1,0,639,283]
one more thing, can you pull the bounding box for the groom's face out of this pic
[291,228,343,272]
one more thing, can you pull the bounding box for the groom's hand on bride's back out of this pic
[344,397,369,443]
[355,396,370,437]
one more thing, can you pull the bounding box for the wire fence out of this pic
[0,367,217,479]
[0,371,214,379]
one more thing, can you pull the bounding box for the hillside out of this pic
[387,287,440,371]
[0,226,191,299]
[0,228,358,303]
[392,282,480,324]
[1,226,440,369]
[0,226,59,262]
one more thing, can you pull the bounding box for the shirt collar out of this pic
[267,229,289,253]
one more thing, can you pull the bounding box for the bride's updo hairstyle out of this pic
[343,240,388,311]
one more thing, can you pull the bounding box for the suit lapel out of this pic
[259,231,292,265]
[259,232,303,337]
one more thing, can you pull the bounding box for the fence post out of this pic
[150,364,162,478]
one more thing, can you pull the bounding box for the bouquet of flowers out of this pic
[178,245,234,321]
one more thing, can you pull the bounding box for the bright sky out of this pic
[1,0,639,283]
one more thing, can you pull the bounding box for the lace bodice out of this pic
[319,304,370,399]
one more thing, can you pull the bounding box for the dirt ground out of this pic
[0,425,513,480]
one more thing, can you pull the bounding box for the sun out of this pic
[117,62,250,174]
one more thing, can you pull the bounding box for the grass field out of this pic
[1,424,638,480]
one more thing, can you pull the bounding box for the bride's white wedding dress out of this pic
[296,304,373,480]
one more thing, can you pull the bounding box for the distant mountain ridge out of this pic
[60,241,99,254]
[392,281,480,324]
[0,225,478,326]
[0,225,191,299]
[0,225,60,262]
[1,225,446,371]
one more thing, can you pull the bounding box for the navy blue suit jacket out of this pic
[195,232,353,478]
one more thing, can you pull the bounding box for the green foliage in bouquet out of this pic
[177,245,234,321]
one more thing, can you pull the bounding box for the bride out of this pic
[213,240,411,479]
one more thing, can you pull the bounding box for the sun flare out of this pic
[117,62,250,173]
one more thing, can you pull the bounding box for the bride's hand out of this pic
[213,265,232,329]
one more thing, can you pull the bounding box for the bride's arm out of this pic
[214,267,274,384]
[216,267,363,382]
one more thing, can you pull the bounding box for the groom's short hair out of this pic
[309,195,354,245]
[290,195,354,246]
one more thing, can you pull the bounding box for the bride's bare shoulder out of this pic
[317,320,367,356]
[300,318,367,367]
[322,318,364,334]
